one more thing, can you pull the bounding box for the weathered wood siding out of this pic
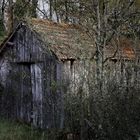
[62,60,95,95]
[41,56,63,129]
[62,59,140,97]
[0,25,63,129]
[12,25,46,62]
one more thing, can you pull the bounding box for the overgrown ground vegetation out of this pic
[0,118,78,140]
[0,119,45,140]
[0,77,140,140]
[63,63,140,140]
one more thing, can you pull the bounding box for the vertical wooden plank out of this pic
[31,63,43,128]
[42,57,52,129]
[56,62,64,129]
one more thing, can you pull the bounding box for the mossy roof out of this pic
[28,18,94,60]
[0,18,139,61]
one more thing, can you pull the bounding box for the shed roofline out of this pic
[0,22,23,53]
[0,22,61,62]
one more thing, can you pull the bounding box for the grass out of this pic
[0,119,50,140]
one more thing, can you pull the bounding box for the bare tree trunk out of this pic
[94,0,104,91]
[54,0,60,22]
[7,0,14,34]
[49,0,53,20]
[65,0,68,22]
[1,0,5,22]
[31,0,38,18]
[0,0,5,32]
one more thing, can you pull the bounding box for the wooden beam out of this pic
[7,42,14,46]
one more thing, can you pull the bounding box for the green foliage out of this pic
[14,0,37,19]
[14,0,28,18]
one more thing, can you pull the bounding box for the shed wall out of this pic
[0,25,63,129]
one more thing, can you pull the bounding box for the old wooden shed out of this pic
[0,18,140,129]
[0,18,93,129]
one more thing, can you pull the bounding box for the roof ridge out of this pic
[30,18,81,30]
